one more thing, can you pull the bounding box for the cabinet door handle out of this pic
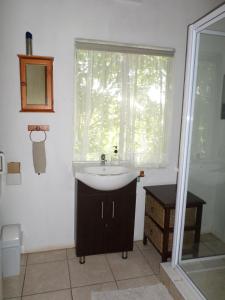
[101,201,104,219]
[112,201,115,218]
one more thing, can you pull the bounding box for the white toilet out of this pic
[1,224,22,278]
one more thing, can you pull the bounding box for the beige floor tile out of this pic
[72,282,117,300]
[181,244,214,260]
[66,248,76,260]
[182,258,225,274]
[189,268,225,300]
[23,261,70,295]
[135,240,155,252]
[68,255,114,288]
[200,233,218,243]
[117,274,160,289]
[3,267,25,299]
[180,261,204,273]
[202,258,225,269]
[106,250,153,280]
[198,242,215,257]
[22,289,72,300]
[27,249,67,265]
[141,248,161,275]
[132,243,139,251]
[203,240,225,255]
[21,254,28,266]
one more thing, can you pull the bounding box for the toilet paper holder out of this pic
[0,152,5,174]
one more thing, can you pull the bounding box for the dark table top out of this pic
[143,184,206,208]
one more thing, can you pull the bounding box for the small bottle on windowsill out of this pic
[111,146,119,165]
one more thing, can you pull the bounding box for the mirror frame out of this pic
[18,55,54,112]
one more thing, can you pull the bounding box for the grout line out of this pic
[182,251,225,263]
[186,265,225,274]
[137,242,159,271]
[66,252,116,292]
[116,273,159,282]
[21,254,28,297]
[24,253,28,267]
[104,248,158,286]
[135,241,156,255]
[70,280,116,290]
[19,246,161,298]
[66,248,73,299]
[26,259,67,266]
[104,254,119,289]
[134,243,143,254]
[202,241,225,256]
[20,287,71,298]
[201,241,217,255]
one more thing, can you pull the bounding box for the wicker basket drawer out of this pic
[144,216,163,252]
[146,195,165,228]
[146,195,197,229]
[144,216,194,253]
[168,230,195,252]
[169,207,196,228]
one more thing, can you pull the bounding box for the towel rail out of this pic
[28,125,49,131]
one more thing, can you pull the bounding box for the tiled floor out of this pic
[181,257,225,300]
[180,233,225,300]
[182,233,225,260]
[3,241,164,300]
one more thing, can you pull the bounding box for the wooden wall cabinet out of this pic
[75,179,137,261]
[18,55,54,112]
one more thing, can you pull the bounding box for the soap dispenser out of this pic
[111,146,119,164]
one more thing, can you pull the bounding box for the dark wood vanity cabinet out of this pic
[75,179,137,258]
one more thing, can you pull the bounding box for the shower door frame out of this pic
[171,3,225,298]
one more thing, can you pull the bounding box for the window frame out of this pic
[73,40,175,167]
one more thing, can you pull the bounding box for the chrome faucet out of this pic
[100,154,106,165]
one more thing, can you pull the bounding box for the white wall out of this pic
[0,0,223,252]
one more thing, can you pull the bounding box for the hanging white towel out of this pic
[32,141,46,175]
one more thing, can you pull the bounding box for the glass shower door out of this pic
[179,28,225,300]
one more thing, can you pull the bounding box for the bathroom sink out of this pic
[75,165,138,191]
[84,166,131,175]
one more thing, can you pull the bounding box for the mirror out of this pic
[18,55,54,112]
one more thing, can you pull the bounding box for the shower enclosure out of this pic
[173,3,225,300]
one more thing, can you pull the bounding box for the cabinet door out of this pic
[76,181,106,256]
[104,180,137,253]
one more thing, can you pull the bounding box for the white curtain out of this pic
[74,48,173,167]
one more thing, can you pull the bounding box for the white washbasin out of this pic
[84,166,130,175]
[75,165,138,191]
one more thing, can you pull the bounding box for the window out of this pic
[74,41,174,166]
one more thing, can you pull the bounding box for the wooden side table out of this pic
[143,184,206,262]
